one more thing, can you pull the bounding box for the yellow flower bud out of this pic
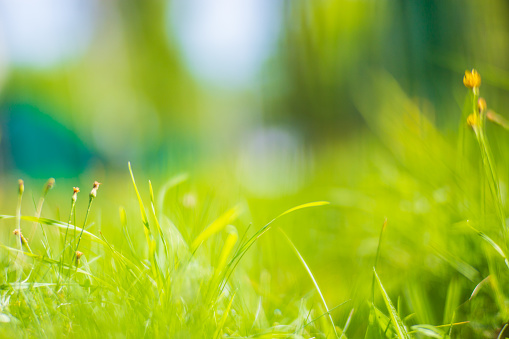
[463,69,481,89]
[75,251,84,266]
[478,97,487,113]
[18,179,24,196]
[467,113,479,128]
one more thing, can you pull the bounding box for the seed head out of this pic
[75,251,83,260]
[18,179,24,196]
[463,69,481,89]
[13,229,28,247]
[90,181,101,199]
[72,187,80,202]
[44,178,55,194]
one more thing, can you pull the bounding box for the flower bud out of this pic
[467,113,479,128]
[13,229,28,247]
[75,251,84,266]
[463,69,481,89]
[90,181,101,199]
[72,187,80,203]
[44,178,55,195]
[18,179,24,196]
[478,97,487,113]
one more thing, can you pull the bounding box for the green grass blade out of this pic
[0,215,105,246]
[213,292,236,339]
[373,268,411,339]
[497,324,508,339]
[191,204,242,252]
[149,180,170,266]
[156,173,188,212]
[232,201,329,263]
[219,201,330,296]
[128,162,149,229]
[468,223,509,268]
[280,229,340,338]
[409,324,444,338]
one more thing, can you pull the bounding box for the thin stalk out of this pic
[15,180,24,290]
[371,218,387,303]
[74,196,94,254]
[28,179,55,256]
[472,95,507,248]
[16,180,23,251]
[59,199,77,280]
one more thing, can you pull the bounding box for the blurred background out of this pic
[1,0,508,181]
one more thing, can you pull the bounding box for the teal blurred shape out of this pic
[2,104,92,178]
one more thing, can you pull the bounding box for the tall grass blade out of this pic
[468,223,509,268]
[128,162,162,287]
[191,205,242,252]
[0,215,105,245]
[220,201,330,295]
[280,229,341,338]
[373,268,411,339]
[213,292,235,339]
[497,324,508,339]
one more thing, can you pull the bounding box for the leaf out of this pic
[409,325,444,338]
[468,224,509,269]
[191,205,242,252]
[213,292,236,339]
[0,215,106,246]
[128,162,149,229]
[218,201,330,297]
[281,229,341,338]
[373,268,411,339]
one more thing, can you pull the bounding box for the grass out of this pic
[1,70,509,338]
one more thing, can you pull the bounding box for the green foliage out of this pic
[2,70,509,338]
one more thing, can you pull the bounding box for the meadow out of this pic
[1,70,509,338]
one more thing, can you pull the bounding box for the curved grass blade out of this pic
[0,215,105,246]
[409,325,444,338]
[497,324,508,339]
[157,173,188,212]
[468,223,509,268]
[191,204,242,252]
[128,162,149,229]
[280,229,340,338]
[213,291,236,339]
[149,180,170,263]
[219,201,330,295]
[230,201,329,264]
[373,268,411,339]
[0,244,124,294]
[128,162,162,287]
[287,300,351,338]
